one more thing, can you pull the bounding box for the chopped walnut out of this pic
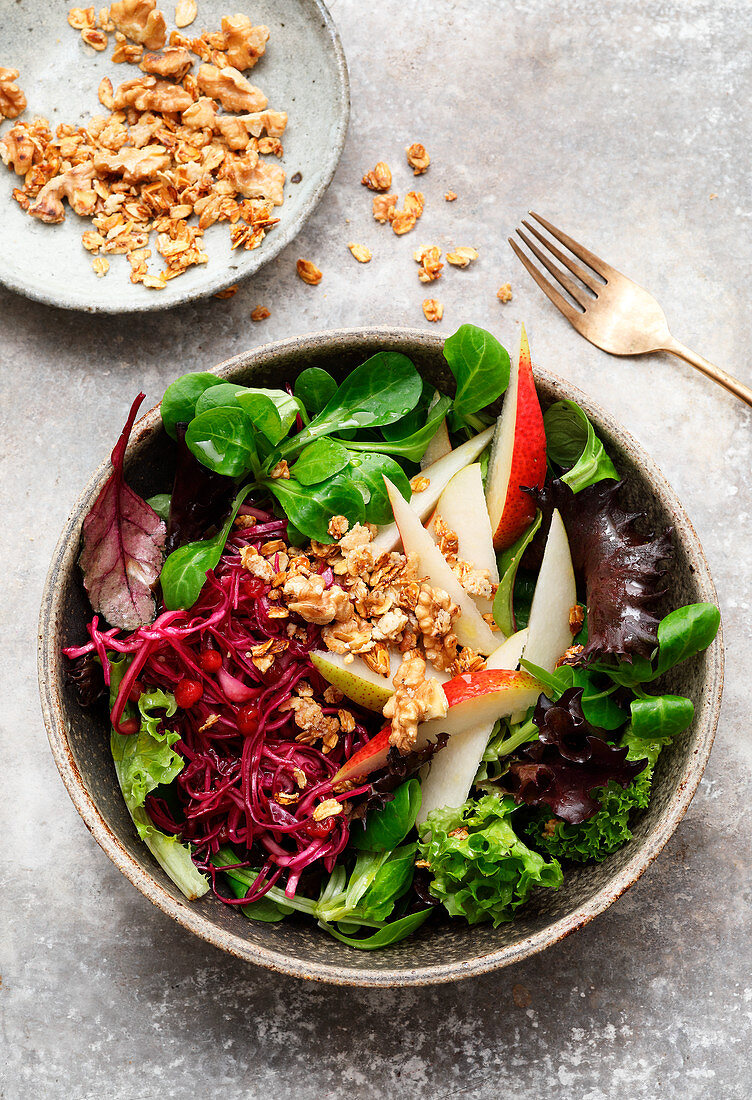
[296,258,322,285]
[446,246,478,268]
[444,190,457,202]
[181,95,219,129]
[0,125,34,174]
[240,545,274,583]
[174,0,197,28]
[383,652,447,752]
[27,164,96,224]
[497,282,513,303]
[406,142,430,174]
[322,615,373,656]
[410,474,430,493]
[111,32,144,62]
[372,608,409,643]
[284,574,352,626]
[372,193,397,224]
[348,242,372,263]
[328,515,350,540]
[213,285,238,299]
[197,63,268,112]
[112,75,193,111]
[361,161,391,191]
[269,459,290,480]
[416,583,459,671]
[251,305,270,321]
[422,298,444,322]
[140,45,192,80]
[414,245,443,283]
[0,68,26,120]
[110,0,166,49]
[93,144,171,183]
[221,14,269,70]
[569,604,585,634]
[225,159,285,204]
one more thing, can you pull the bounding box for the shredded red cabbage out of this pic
[65,511,374,902]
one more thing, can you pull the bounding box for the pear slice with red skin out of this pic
[485,324,547,550]
[310,650,450,712]
[371,426,494,555]
[331,668,541,785]
[383,477,500,654]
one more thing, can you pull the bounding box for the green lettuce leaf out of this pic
[526,728,664,863]
[418,793,562,927]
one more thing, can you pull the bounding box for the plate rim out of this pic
[0,0,350,313]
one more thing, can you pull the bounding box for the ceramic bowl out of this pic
[0,0,348,312]
[38,328,724,985]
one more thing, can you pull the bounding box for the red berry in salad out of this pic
[119,717,140,735]
[199,648,222,673]
[175,678,204,708]
[128,680,145,702]
[236,703,258,735]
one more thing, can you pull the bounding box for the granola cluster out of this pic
[236,517,492,754]
[0,4,287,289]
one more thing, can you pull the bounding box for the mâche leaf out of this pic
[234,391,284,445]
[342,393,453,463]
[194,381,247,416]
[294,367,338,418]
[161,372,222,439]
[351,779,422,851]
[292,438,352,485]
[630,694,694,739]
[80,394,166,631]
[320,908,432,949]
[443,324,511,419]
[185,406,258,477]
[544,400,619,493]
[347,453,412,524]
[267,473,366,542]
[653,602,721,678]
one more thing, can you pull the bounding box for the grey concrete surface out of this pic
[2,0,751,1097]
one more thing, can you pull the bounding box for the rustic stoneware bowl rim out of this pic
[38,326,724,986]
[0,0,349,314]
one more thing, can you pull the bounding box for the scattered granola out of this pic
[372,193,397,224]
[361,161,391,191]
[444,190,457,202]
[405,142,430,175]
[446,246,478,268]
[348,242,372,263]
[413,245,443,283]
[422,298,444,322]
[0,8,287,289]
[250,304,270,321]
[0,68,26,120]
[269,459,291,480]
[569,604,585,634]
[213,284,238,299]
[296,258,322,285]
[409,474,430,493]
[497,282,513,302]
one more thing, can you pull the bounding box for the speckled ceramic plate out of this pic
[38,329,724,985]
[0,0,348,312]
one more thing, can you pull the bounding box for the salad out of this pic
[64,324,720,949]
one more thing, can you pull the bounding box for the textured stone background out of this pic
[2,0,751,1096]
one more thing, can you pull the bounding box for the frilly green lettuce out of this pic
[417,793,562,927]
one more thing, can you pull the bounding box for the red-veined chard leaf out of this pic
[80,393,166,631]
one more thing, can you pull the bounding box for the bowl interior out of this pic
[39,328,723,985]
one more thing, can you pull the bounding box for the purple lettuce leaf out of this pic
[80,393,166,631]
[165,423,234,554]
[531,479,672,663]
[504,688,647,823]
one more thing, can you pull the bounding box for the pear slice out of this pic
[521,508,577,674]
[310,650,398,712]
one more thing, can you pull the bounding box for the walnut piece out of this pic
[383,652,447,752]
[348,242,372,263]
[422,298,444,322]
[174,0,197,28]
[113,75,193,112]
[110,0,166,49]
[569,604,585,634]
[296,258,322,285]
[112,32,144,62]
[445,190,457,202]
[93,144,171,183]
[406,142,430,174]
[251,305,270,321]
[416,582,458,670]
[225,158,285,204]
[181,95,218,129]
[0,68,26,120]
[239,545,274,583]
[269,459,290,479]
[497,282,513,303]
[27,164,96,223]
[221,14,270,70]
[361,161,391,191]
[283,574,352,626]
[197,63,268,112]
[0,124,34,174]
[372,193,397,224]
[446,246,478,268]
[328,515,350,539]
[68,7,97,30]
[140,45,192,80]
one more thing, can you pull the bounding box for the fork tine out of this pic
[515,228,591,309]
[508,238,583,325]
[528,211,616,281]
[521,219,603,295]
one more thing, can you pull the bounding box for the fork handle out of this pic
[663,337,752,408]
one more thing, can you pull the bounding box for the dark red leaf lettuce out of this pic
[531,479,672,663]
[165,423,233,554]
[504,688,647,823]
[80,394,166,630]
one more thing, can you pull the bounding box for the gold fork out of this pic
[509,212,752,408]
